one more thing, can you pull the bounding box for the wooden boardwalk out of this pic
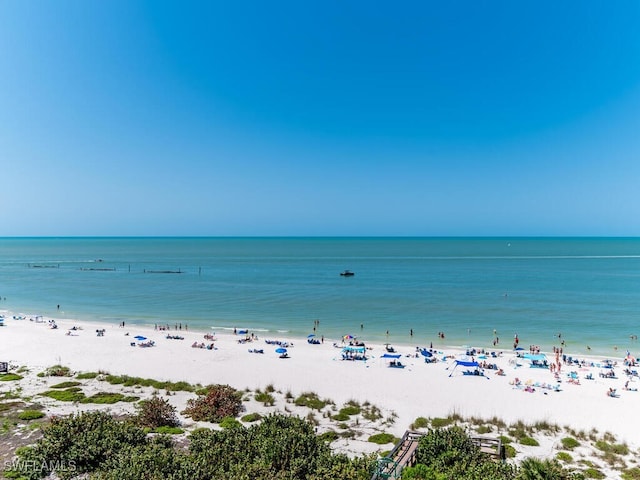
[371,430,504,480]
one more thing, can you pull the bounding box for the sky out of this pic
[1,1,639,236]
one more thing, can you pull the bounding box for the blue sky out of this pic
[1,1,639,236]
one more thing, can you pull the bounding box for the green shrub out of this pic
[152,426,184,434]
[431,417,454,428]
[241,412,262,423]
[411,417,430,429]
[136,395,179,428]
[318,430,338,442]
[254,391,275,406]
[368,433,396,444]
[75,372,99,379]
[18,410,45,421]
[519,436,539,446]
[476,425,492,434]
[362,404,383,421]
[556,451,573,463]
[40,365,72,377]
[81,392,139,404]
[622,467,640,480]
[182,384,243,422]
[219,416,242,429]
[340,402,361,416]
[561,436,580,450]
[49,381,82,389]
[8,411,147,479]
[504,444,517,458]
[294,392,328,410]
[331,412,350,421]
[583,467,605,479]
[595,440,629,455]
[0,373,23,381]
[42,388,86,402]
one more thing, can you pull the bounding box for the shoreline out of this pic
[3,305,633,360]
[2,308,640,452]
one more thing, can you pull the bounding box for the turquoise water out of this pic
[1,237,639,356]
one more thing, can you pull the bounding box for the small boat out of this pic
[340,270,355,277]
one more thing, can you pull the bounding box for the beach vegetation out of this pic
[339,428,357,439]
[621,467,640,479]
[430,417,455,428]
[7,411,147,479]
[362,404,383,422]
[42,388,86,402]
[38,365,72,377]
[306,412,318,425]
[294,391,328,410]
[49,381,82,389]
[533,419,560,433]
[504,444,517,458]
[561,437,581,450]
[219,416,242,429]
[0,401,24,413]
[475,425,492,434]
[340,402,362,416]
[0,373,23,381]
[17,410,45,421]
[82,392,139,404]
[519,436,540,447]
[332,411,350,421]
[556,451,573,463]
[517,457,578,479]
[499,435,513,444]
[582,467,605,479]
[241,412,262,422]
[318,429,339,442]
[595,439,629,455]
[155,425,184,434]
[182,384,243,422]
[368,432,396,444]
[136,395,179,429]
[414,426,516,479]
[75,371,99,379]
[265,383,275,393]
[102,374,195,392]
[411,416,430,429]
[254,390,276,406]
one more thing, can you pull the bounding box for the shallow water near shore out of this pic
[1,236,640,357]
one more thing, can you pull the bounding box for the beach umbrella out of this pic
[343,334,354,340]
[134,336,147,341]
[420,349,433,358]
[275,347,287,354]
[307,334,315,338]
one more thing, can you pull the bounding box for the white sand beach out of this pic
[1,311,639,476]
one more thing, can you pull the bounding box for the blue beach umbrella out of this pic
[134,335,147,341]
[307,334,315,338]
[420,349,433,358]
[275,347,287,354]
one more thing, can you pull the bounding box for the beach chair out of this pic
[0,362,8,374]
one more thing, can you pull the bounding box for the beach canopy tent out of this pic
[381,353,401,359]
[448,360,481,377]
[523,354,549,368]
[342,345,367,361]
[523,354,547,361]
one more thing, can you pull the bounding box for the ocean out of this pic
[1,237,639,357]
